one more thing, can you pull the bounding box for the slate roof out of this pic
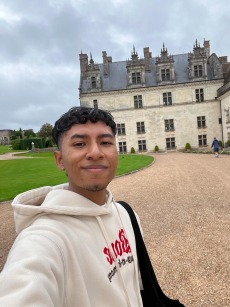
[81,53,214,93]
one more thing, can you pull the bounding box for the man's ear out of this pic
[54,150,65,171]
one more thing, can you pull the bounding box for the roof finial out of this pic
[89,52,94,64]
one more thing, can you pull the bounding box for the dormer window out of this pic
[188,41,208,80]
[132,72,141,84]
[91,76,96,88]
[84,53,101,91]
[126,47,145,87]
[155,44,175,84]
[93,99,98,109]
[194,65,203,77]
[161,68,170,81]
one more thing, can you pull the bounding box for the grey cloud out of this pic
[0,0,230,132]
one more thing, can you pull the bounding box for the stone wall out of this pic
[80,80,224,152]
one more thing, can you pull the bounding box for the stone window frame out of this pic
[198,134,207,146]
[118,141,127,153]
[117,123,126,136]
[195,88,204,102]
[93,99,98,109]
[132,72,141,85]
[197,116,206,128]
[194,65,203,77]
[161,68,170,81]
[136,121,145,134]
[166,137,176,149]
[138,139,147,151]
[163,92,172,105]
[134,95,143,109]
[165,119,174,131]
[91,76,96,88]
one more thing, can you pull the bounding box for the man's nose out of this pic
[86,143,104,159]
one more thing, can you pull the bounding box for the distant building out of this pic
[79,40,230,152]
[0,130,13,145]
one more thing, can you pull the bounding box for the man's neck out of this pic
[68,185,107,206]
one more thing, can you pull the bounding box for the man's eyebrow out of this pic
[70,134,86,140]
[70,133,114,140]
[99,133,114,138]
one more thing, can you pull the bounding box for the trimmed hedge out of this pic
[11,138,45,150]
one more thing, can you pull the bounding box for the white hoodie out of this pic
[0,183,143,307]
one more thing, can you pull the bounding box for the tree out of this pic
[11,129,23,140]
[24,129,36,138]
[37,123,53,139]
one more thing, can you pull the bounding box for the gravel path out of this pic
[0,152,229,306]
[0,151,30,160]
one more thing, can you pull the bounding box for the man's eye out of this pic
[101,141,113,146]
[73,142,85,147]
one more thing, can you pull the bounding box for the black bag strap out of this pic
[118,201,184,307]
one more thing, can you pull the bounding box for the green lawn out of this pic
[116,154,153,175]
[0,145,24,154]
[0,152,153,201]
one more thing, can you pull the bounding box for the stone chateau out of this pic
[79,40,230,153]
[0,130,12,145]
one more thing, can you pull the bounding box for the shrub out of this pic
[226,140,230,147]
[218,140,223,148]
[130,147,135,153]
[154,145,159,152]
[11,139,21,150]
[185,143,191,151]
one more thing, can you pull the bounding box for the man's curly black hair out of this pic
[52,107,117,148]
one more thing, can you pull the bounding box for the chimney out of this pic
[203,40,210,57]
[102,51,112,77]
[143,47,152,72]
[79,52,88,79]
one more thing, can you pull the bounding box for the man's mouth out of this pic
[83,165,107,171]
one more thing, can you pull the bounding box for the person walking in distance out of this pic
[211,137,220,157]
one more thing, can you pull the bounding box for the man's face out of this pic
[54,121,118,204]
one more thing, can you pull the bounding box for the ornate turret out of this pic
[155,43,175,83]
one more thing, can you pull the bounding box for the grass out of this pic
[0,152,153,201]
[0,145,24,154]
[116,154,153,175]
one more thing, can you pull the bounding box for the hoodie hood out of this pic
[12,183,114,234]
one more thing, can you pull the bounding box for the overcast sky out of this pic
[1,0,230,132]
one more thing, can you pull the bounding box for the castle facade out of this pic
[79,40,230,152]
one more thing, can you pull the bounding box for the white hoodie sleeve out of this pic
[0,231,66,307]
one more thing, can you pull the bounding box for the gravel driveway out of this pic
[0,152,229,306]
